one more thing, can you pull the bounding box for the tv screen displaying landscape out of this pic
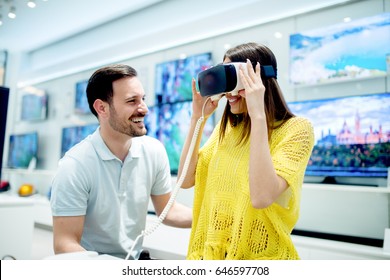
[61,123,99,157]
[75,80,90,114]
[288,93,390,178]
[7,132,39,168]
[158,101,215,174]
[155,52,213,104]
[290,13,390,86]
[20,87,48,121]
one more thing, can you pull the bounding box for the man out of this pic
[50,64,192,259]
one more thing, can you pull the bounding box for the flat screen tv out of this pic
[289,12,390,86]
[155,52,213,104]
[20,87,48,121]
[75,80,90,114]
[158,101,215,174]
[0,87,9,179]
[144,105,159,139]
[288,93,390,184]
[7,132,38,169]
[61,123,99,157]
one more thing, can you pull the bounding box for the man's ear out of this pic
[93,99,108,117]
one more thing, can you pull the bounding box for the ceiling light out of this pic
[343,17,351,23]
[274,32,283,39]
[8,6,16,19]
[224,43,231,50]
[27,1,36,8]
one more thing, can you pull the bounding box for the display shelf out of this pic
[0,192,35,260]
[292,235,390,260]
[1,168,55,197]
[2,168,56,177]
[303,183,390,194]
[291,73,389,89]
[143,214,390,260]
[298,181,390,243]
[0,192,52,228]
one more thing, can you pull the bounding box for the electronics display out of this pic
[155,52,212,104]
[289,12,390,86]
[0,87,9,179]
[0,50,6,86]
[144,105,159,139]
[61,123,99,157]
[158,101,214,174]
[387,53,390,73]
[197,63,276,97]
[7,132,38,169]
[288,93,390,181]
[75,80,90,114]
[20,87,48,121]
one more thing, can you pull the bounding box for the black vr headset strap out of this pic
[260,65,277,79]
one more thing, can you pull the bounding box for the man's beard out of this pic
[108,105,146,137]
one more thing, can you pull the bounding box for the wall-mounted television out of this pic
[155,52,213,104]
[0,87,9,179]
[7,132,38,169]
[20,87,48,121]
[61,123,99,157]
[75,80,90,114]
[289,12,390,86]
[288,93,390,184]
[158,101,215,174]
[144,105,159,139]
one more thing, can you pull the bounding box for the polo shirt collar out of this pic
[91,127,143,161]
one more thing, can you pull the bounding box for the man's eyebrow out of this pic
[125,93,146,100]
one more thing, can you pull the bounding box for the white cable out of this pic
[125,97,212,260]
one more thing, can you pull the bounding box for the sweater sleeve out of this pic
[271,117,314,207]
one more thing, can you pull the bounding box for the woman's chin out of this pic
[230,106,244,115]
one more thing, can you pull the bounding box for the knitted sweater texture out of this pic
[187,116,314,260]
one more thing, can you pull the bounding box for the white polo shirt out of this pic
[50,128,172,259]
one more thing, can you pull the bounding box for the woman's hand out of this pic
[238,59,266,119]
[191,78,219,120]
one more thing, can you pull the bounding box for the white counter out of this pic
[2,192,389,260]
[143,215,191,260]
[143,214,390,260]
[0,192,35,259]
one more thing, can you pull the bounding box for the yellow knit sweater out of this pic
[187,116,314,260]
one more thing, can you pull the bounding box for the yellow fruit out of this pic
[18,184,35,197]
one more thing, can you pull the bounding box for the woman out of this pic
[178,42,314,260]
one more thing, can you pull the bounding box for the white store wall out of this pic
[1,0,390,250]
[7,0,390,172]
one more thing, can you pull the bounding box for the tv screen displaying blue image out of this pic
[7,132,38,168]
[288,93,390,179]
[0,87,9,179]
[144,105,159,139]
[289,13,390,86]
[75,80,90,114]
[158,101,215,174]
[155,52,213,104]
[61,123,99,157]
[20,88,48,121]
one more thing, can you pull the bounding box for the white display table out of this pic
[143,215,390,260]
[0,193,35,260]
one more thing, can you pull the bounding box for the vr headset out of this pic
[197,62,277,97]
